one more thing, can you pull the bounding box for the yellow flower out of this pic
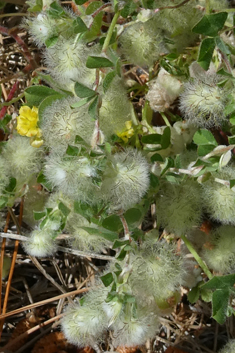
[16,106,43,148]
[117,121,134,143]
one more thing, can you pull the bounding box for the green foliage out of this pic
[7,0,235,346]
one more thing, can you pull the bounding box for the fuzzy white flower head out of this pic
[118,20,168,67]
[40,97,96,153]
[2,135,43,185]
[129,241,184,301]
[25,13,58,48]
[102,148,150,211]
[219,339,235,353]
[202,225,235,274]
[179,72,228,128]
[201,166,235,225]
[111,307,159,347]
[61,301,108,348]
[44,153,97,202]
[44,37,97,91]
[99,76,136,139]
[156,179,203,235]
[23,228,57,257]
[146,68,183,112]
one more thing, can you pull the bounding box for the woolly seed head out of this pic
[2,135,43,184]
[44,153,97,202]
[202,225,235,274]
[146,68,183,112]
[44,37,97,90]
[111,308,159,347]
[24,13,59,48]
[179,77,228,128]
[0,156,10,194]
[23,228,57,257]
[219,339,235,353]
[129,241,184,301]
[118,20,167,67]
[102,148,150,211]
[40,97,95,153]
[201,166,235,225]
[156,179,203,235]
[99,76,136,139]
[61,302,107,348]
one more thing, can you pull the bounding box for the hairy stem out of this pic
[102,11,120,53]
[181,234,213,279]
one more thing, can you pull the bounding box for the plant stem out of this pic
[160,112,171,127]
[205,0,210,14]
[181,234,213,280]
[102,11,120,53]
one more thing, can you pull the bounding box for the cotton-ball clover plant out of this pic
[202,225,235,274]
[201,166,235,225]
[4,0,235,347]
[101,148,150,211]
[180,72,229,128]
[156,178,203,235]
[219,340,235,353]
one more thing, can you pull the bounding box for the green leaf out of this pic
[48,1,65,18]
[38,94,65,120]
[33,211,46,221]
[74,0,87,4]
[0,197,8,209]
[88,95,99,119]
[102,215,123,232]
[81,226,118,241]
[86,56,114,69]
[230,112,235,125]
[150,153,164,163]
[200,288,213,302]
[121,0,138,17]
[5,178,16,193]
[230,179,235,188]
[25,85,60,107]
[100,272,114,287]
[73,17,88,34]
[188,286,200,304]
[70,97,94,108]
[103,71,116,93]
[160,157,174,176]
[124,208,142,228]
[74,82,97,98]
[75,135,88,145]
[198,144,217,156]
[45,36,58,48]
[66,145,79,156]
[161,126,171,149]
[192,12,228,37]
[85,1,102,14]
[58,202,71,217]
[215,36,231,55]
[0,114,11,133]
[116,247,127,260]
[193,129,217,145]
[141,134,162,144]
[113,239,130,249]
[82,12,103,42]
[201,274,235,290]
[37,172,53,192]
[212,289,230,325]
[197,37,215,70]
[150,173,159,188]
